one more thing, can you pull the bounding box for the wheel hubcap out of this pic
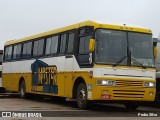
[78,89,86,104]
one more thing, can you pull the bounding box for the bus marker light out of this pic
[88,71,93,78]
[88,92,92,98]
[88,84,92,90]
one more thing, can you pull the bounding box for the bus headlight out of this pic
[144,82,156,87]
[96,80,115,86]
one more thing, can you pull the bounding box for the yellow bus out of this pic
[2,20,156,109]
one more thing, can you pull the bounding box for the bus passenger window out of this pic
[60,34,67,53]
[26,42,32,57]
[4,47,9,60]
[22,42,32,58]
[33,39,44,56]
[45,37,52,55]
[33,41,38,56]
[51,36,58,54]
[5,46,13,60]
[13,45,17,59]
[13,44,21,59]
[38,39,44,56]
[8,46,13,60]
[0,53,2,64]
[45,36,58,55]
[67,33,74,53]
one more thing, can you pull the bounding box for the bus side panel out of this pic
[50,72,64,97]
[10,73,20,91]
[19,60,34,93]
[10,61,20,91]
[2,62,11,91]
[2,73,11,91]
[64,72,73,97]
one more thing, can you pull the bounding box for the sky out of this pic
[0,0,160,50]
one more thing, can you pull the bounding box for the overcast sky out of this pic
[0,0,160,50]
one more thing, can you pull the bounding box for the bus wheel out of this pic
[19,80,26,99]
[76,83,88,109]
[124,102,138,110]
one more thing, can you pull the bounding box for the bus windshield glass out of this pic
[95,29,155,67]
[128,32,154,67]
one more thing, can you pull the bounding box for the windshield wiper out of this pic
[131,57,146,69]
[112,55,127,67]
[112,54,146,69]
[128,50,146,69]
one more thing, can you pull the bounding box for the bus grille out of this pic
[115,80,143,87]
[113,90,145,99]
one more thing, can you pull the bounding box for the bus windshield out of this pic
[95,29,155,67]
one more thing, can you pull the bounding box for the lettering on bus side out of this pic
[38,66,57,86]
[31,59,58,94]
[38,66,58,94]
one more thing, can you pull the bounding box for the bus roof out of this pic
[5,20,152,46]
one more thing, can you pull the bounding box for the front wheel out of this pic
[19,80,26,99]
[76,83,88,109]
[124,102,139,110]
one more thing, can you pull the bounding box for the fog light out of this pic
[149,91,154,96]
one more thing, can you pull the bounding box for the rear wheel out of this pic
[19,80,26,99]
[76,83,88,109]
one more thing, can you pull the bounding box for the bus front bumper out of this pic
[88,87,156,101]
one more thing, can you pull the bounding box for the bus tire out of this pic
[76,83,88,109]
[124,102,138,110]
[19,80,26,99]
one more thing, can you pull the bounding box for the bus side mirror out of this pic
[154,46,158,58]
[89,39,95,52]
